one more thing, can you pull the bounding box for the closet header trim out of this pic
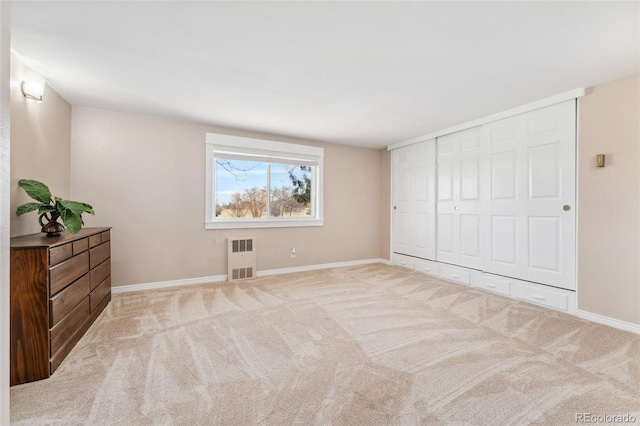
[387,87,585,151]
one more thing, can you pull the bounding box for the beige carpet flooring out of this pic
[10,264,640,425]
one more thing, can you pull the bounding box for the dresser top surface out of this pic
[11,227,111,249]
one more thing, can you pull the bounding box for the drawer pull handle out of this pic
[533,294,546,301]
[451,274,460,279]
[486,283,496,288]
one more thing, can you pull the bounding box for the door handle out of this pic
[563,205,571,211]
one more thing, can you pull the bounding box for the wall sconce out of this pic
[21,70,45,102]
[596,154,605,168]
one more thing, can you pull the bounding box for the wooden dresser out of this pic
[10,227,112,385]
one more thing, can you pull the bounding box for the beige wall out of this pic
[10,54,72,237]
[71,107,385,287]
[577,72,640,325]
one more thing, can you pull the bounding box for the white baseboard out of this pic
[111,258,390,294]
[112,274,227,294]
[256,258,390,277]
[577,310,640,335]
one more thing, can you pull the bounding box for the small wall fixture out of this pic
[21,70,45,102]
[596,154,605,168]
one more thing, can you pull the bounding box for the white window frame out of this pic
[205,133,324,229]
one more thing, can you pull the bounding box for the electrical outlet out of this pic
[290,248,296,258]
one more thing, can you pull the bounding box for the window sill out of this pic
[205,219,324,229]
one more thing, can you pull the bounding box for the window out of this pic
[205,133,324,229]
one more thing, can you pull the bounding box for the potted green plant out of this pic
[16,179,95,237]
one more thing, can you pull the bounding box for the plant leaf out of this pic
[16,202,43,216]
[38,205,56,214]
[59,200,95,216]
[58,200,94,234]
[18,180,52,204]
[79,202,95,215]
[61,212,82,234]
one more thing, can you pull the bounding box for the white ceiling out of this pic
[11,1,640,149]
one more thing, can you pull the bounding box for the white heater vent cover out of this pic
[228,238,256,281]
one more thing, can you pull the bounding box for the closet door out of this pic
[436,127,485,270]
[483,100,576,289]
[392,139,436,260]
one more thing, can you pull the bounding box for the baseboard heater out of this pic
[227,237,256,281]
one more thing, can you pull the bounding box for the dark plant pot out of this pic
[39,213,65,237]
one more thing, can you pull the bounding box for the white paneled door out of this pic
[436,126,484,270]
[392,98,577,291]
[392,140,436,260]
[482,100,576,289]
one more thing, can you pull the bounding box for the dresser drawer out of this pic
[92,292,111,323]
[88,234,101,248]
[90,276,111,312]
[439,265,471,285]
[50,296,90,357]
[90,258,111,290]
[49,251,90,295]
[90,241,110,269]
[415,259,440,277]
[101,230,110,242]
[50,274,90,327]
[72,238,89,255]
[511,283,569,311]
[472,273,511,296]
[392,253,415,269]
[50,243,72,266]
